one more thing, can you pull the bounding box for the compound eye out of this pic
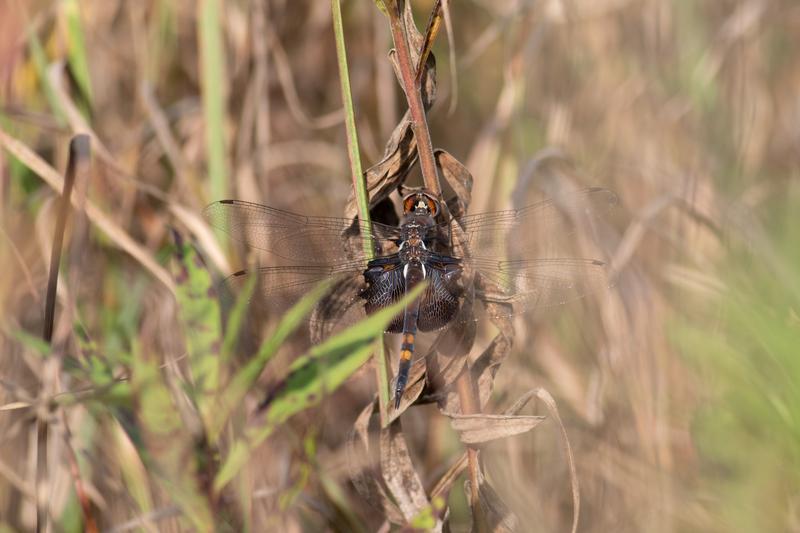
[402,192,440,215]
[402,194,417,214]
[425,197,439,216]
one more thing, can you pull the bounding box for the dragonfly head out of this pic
[402,191,440,217]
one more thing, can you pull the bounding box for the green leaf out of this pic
[172,236,222,426]
[208,278,335,442]
[9,328,52,358]
[62,0,94,106]
[26,26,67,125]
[373,0,389,16]
[213,282,427,492]
[130,341,214,531]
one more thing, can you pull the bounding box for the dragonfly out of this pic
[204,187,616,408]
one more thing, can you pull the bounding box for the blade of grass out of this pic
[198,0,228,203]
[62,0,93,107]
[26,25,67,125]
[331,0,392,419]
[208,278,335,442]
[129,340,214,532]
[213,282,427,492]
[0,127,176,293]
[171,231,222,429]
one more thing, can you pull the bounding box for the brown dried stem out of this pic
[456,371,486,529]
[38,134,96,533]
[386,0,441,197]
[387,0,485,526]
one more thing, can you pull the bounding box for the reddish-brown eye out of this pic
[425,197,439,216]
[403,195,417,214]
[402,192,440,215]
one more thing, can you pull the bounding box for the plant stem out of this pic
[198,0,228,202]
[388,0,485,522]
[387,1,441,197]
[331,0,392,419]
[456,372,486,529]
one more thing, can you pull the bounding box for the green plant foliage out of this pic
[25,26,67,124]
[213,282,427,492]
[62,0,93,108]
[172,236,222,427]
[674,199,800,532]
[198,0,228,202]
[209,278,333,441]
[130,340,214,531]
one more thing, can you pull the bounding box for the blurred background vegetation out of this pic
[1,0,799,531]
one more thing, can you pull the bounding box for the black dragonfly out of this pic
[204,187,616,408]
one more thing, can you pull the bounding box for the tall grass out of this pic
[0,0,798,531]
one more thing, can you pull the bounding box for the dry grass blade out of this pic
[530,388,580,533]
[0,129,175,293]
[435,149,473,215]
[441,0,458,114]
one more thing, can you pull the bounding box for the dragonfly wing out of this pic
[445,187,617,260]
[222,261,369,339]
[463,257,611,319]
[204,199,402,263]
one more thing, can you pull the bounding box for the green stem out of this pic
[199,0,228,203]
[331,0,391,418]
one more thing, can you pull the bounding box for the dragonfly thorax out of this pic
[398,214,433,265]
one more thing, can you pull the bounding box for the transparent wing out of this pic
[222,260,370,339]
[204,199,402,263]
[444,187,617,260]
[464,257,610,319]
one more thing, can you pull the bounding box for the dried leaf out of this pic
[448,413,545,445]
[347,401,405,524]
[415,0,443,83]
[435,149,473,217]
[343,112,416,221]
[443,387,546,444]
[464,472,519,533]
[430,452,468,502]
[344,0,438,222]
[531,388,580,533]
[380,421,442,529]
[388,356,427,419]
